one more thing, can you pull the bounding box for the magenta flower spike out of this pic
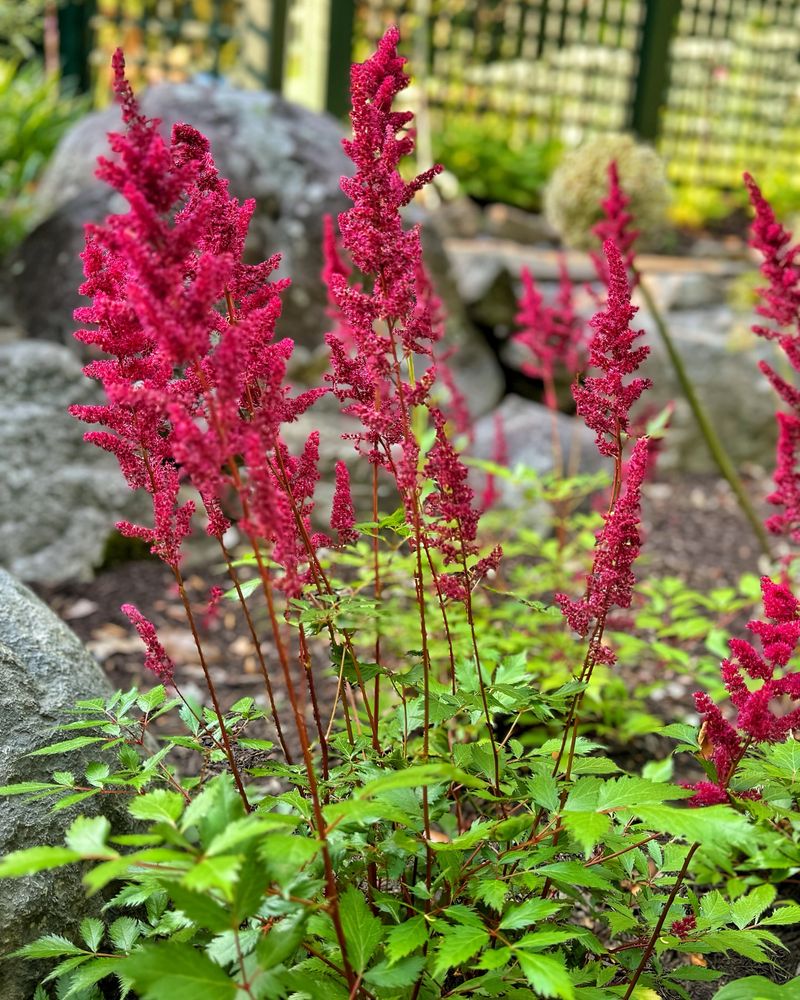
[572,241,651,457]
[591,160,640,282]
[687,576,800,804]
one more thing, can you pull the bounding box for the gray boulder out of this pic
[0,570,129,997]
[470,394,604,527]
[12,81,502,418]
[0,341,147,584]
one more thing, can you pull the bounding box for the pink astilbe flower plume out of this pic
[573,241,651,457]
[121,604,175,684]
[745,173,800,545]
[513,258,585,408]
[325,26,498,600]
[71,51,328,598]
[687,576,800,805]
[592,160,640,283]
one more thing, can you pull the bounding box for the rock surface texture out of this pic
[12,82,502,417]
[0,341,146,584]
[0,569,127,998]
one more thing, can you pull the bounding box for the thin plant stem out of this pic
[636,272,771,559]
[216,536,293,763]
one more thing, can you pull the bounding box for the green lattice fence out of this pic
[59,0,800,195]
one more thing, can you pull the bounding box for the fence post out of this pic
[266,0,289,93]
[58,0,95,93]
[629,0,681,142]
[325,0,355,118]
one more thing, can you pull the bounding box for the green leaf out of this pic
[712,977,800,999]
[432,924,489,978]
[61,957,123,997]
[562,812,610,855]
[85,762,111,786]
[471,879,508,913]
[0,782,59,795]
[0,846,81,877]
[731,885,777,929]
[761,904,800,926]
[517,952,575,999]
[386,914,428,964]
[165,883,232,932]
[623,804,754,848]
[256,912,306,969]
[183,856,242,898]
[499,899,563,931]
[339,887,384,973]
[109,917,143,953]
[80,917,104,951]
[11,934,84,959]
[27,736,106,756]
[66,815,112,855]
[128,790,185,825]
[596,777,691,811]
[364,955,426,989]
[536,862,614,891]
[528,773,559,812]
[516,929,578,951]
[124,943,237,999]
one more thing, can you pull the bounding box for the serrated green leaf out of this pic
[432,924,489,978]
[0,782,59,795]
[27,736,106,756]
[597,777,691,811]
[471,879,508,913]
[536,861,613,891]
[165,883,232,932]
[364,955,426,989]
[340,887,384,973]
[80,917,104,952]
[623,804,754,849]
[11,934,84,959]
[137,686,166,712]
[52,771,75,786]
[499,899,563,931]
[562,812,610,855]
[517,951,575,999]
[52,791,98,812]
[712,976,800,999]
[516,929,578,951]
[128,790,184,825]
[109,917,143,953]
[0,846,81,877]
[66,815,112,855]
[256,912,306,969]
[183,856,241,898]
[761,904,800,926]
[61,956,123,997]
[124,942,237,999]
[731,885,777,929]
[386,915,428,964]
[84,762,111,786]
[528,772,559,812]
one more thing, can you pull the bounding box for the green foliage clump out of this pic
[0,59,87,257]
[433,115,562,212]
[545,133,670,250]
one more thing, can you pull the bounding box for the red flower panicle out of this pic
[513,258,585,407]
[572,240,651,457]
[687,576,800,805]
[745,174,800,543]
[331,461,359,545]
[324,26,497,599]
[121,604,175,684]
[592,160,639,282]
[557,436,649,659]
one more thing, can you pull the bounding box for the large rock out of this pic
[12,81,502,418]
[470,395,604,526]
[0,570,130,997]
[0,341,147,584]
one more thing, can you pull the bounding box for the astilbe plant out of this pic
[4,28,800,1000]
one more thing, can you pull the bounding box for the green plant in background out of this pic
[545,133,670,251]
[432,114,562,212]
[0,0,48,59]
[0,58,86,256]
[668,184,735,231]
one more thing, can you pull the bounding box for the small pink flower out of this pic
[122,604,175,684]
